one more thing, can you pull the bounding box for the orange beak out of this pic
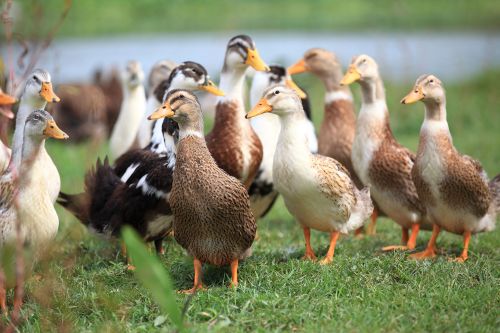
[198,80,225,96]
[285,78,307,99]
[148,101,175,120]
[287,59,308,75]
[245,48,270,72]
[43,119,69,139]
[40,82,60,103]
[245,98,273,119]
[340,65,361,86]
[0,91,17,106]
[401,86,425,104]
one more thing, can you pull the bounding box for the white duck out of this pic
[0,109,68,313]
[10,69,61,203]
[109,61,146,158]
[249,65,317,220]
[246,86,373,264]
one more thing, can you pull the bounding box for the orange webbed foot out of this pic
[302,251,317,261]
[319,257,333,265]
[449,254,468,263]
[409,248,437,260]
[127,264,136,271]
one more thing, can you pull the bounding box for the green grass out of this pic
[7,0,500,38]
[9,70,500,332]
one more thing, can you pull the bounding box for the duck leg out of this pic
[354,226,364,238]
[320,231,340,265]
[180,258,205,294]
[450,231,471,263]
[229,259,238,288]
[382,226,410,251]
[121,242,136,271]
[410,224,440,260]
[366,209,378,235]
[302,227,317,260]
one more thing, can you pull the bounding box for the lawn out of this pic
[8,70,500,332]
[9,0,500,38]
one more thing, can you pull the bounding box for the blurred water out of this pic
[3,31,500,83]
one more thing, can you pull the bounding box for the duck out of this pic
[149,89,256,293]
[206,34,270,189]
[0,109,68,314]
[340,55,432,251]
[57,61,224,261]
[246,85,373,264]
[136,59,177,148]
[109,61,147,158]
[9,69,61,203]
[400,74,496,261]
[248,65,317,220]
[0,89,17,172]
[288,48,382,236]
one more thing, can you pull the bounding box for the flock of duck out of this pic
[0,34,499,301]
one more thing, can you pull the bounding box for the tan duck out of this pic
[288,48,381,235]
[206,35,270,189]
[401,74,496,261]
[149,89,256,293]
[340,55,432,251]
[246,85,373,264]
[10,69,61,203]
[491,174,500,214]
[0,110,68,313]
[0,89,17,172]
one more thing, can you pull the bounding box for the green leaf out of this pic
[122,226,184,331]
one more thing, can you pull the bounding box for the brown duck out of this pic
[149,89,256,293]
[401,74,496,261]
[206,35,270,189]
[288,48,382,235]
[340,55,432,251]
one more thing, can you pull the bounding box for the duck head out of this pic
[122,60,145,89]
[252,65,306,100]
[246,85,302,119]
[340,54,379,86]
[25,109,68,140]
[401,74,445,105]
[156,61,225,102]
[23,69,60,103]
[223,35,270,72]
[148,59,177,91]
[149,89,203,137]
[288,48,343,81]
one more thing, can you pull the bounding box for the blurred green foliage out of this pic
[7,0,500,38]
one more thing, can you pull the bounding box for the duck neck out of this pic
[178,118,204,142]
[149,82,176,153]
[19,134,44,179]
[277,111,311,157]
[11,95,46,169]
[218,66,247,104]
[423,99,447,122]
[359,76,386,105]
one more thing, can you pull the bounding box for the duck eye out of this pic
[179,94,184,99]
[429,79,434,83]
[274,90,280,95]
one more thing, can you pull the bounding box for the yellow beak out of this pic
[198,80,225,96]
[401,86,424,104]
[148,102,175,120]
[287,59,308,75]
[245,48,270,72]
[285,78,307,99]
[40,82,61,103]
[43,119,69,139]
[340,66,361,86]
[0,107,14,119]
[0,91,17,105]
[245,98,273,119]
